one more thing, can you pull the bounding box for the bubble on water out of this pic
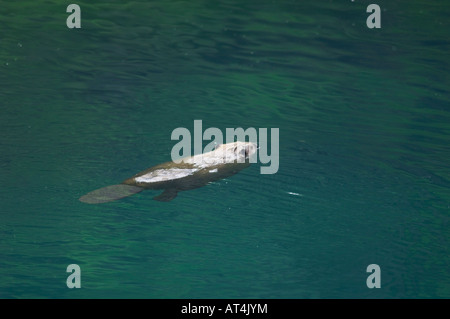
[287,192,303,197]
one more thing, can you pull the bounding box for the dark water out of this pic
[1,0,449,298]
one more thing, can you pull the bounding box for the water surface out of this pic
[1,0,449,298]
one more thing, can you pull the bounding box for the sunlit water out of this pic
[1,1,449,298]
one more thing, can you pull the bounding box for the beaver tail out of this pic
[79,184,143,204]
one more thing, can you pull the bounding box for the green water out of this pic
[1,0,449,298]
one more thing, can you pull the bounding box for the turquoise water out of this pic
[1,0,449,298]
